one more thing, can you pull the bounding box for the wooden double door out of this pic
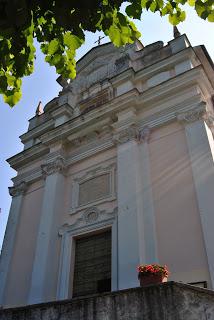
[72,230,111,297]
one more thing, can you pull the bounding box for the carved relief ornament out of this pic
[9,181,27,197]
[58,207,117,236]
[113,125,151,145]
[177,107,206,124]
[41,156,67,177]
[113,125,138,145]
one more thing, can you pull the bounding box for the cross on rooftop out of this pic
[94,35,105,46]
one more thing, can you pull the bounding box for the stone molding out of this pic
[7,143,49,171]
[20,119,54,144]
[72,125,112,148]
[41,156,67,178]
[8,181,27,197]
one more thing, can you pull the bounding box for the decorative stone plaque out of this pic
[78,173,110,206]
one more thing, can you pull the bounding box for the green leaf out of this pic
[169,14,180,25]
[108,25,124,46]
[161,3,173,15]
[0,76,8,92]
[63,33,83,50]
[208,11,214,22]
[156,0,164,9]
[150,1,157,12]
[146,0,153,10]
[48,39,60,55]
[141,0,149,8]
[3,90,22,107]
[126,3,142,19]
[201,10,209,19]
[179,11,186,22]
[195,2,205,17]
[187,0,196,6]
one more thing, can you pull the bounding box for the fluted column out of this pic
[28,156,66,304]
[177,105,214,288]
[0,182,27,306]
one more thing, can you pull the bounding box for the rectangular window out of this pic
[72,230,111,297]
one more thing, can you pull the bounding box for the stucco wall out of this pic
[3,181,44,307]
[1,282,214,320]
[149,122,210,285]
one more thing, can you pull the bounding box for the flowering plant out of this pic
[137,264,169,278]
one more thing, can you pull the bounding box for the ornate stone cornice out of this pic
[177,104,206,124]
[41,156,67,177]
[9,181,27,197]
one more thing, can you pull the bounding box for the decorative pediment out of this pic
[67,43,136,95]
[59,207,117,236]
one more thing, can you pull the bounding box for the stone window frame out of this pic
[56,208,118,300]
[69,164,116,215]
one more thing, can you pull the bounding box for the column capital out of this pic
[204,112,214,130]
[176,104,206,124]
[41,156,67,178]
[113,125,152,145]
[9,181,27,197]
[138,126,151,143]
[112,125,139,145]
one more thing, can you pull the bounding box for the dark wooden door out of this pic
[72,230,111,297]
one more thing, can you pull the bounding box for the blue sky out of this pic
[0,7,214,249]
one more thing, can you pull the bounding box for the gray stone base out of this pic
[1,282,214,319]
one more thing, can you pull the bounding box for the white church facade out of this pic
[1,33,214,308]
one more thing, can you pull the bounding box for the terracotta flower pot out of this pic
[138,273,167,286]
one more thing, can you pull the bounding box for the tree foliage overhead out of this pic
[0,0,213,107]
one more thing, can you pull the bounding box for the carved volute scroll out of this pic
[113,124,152,145]
[41,156,67,178]
[138,126,151,143]
[9,181,27,197]
[113,125,139,145]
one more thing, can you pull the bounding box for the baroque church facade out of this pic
[1,33,214,308]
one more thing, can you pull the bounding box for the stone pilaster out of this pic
[138,126,158,264]
[28,156,67,304]
[177,106,214,288]
[0,181,27,306]
[113,108,143,289]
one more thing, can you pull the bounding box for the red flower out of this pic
[137,264,170,278]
